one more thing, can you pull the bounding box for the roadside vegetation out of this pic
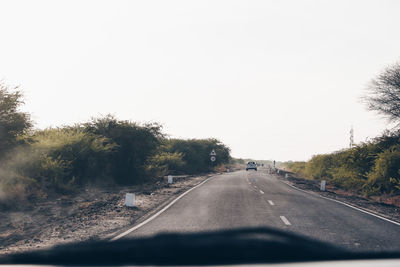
[284,131,400,196]
[0,83,231,208]
[284,62,400,197]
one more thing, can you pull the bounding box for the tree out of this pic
[83,115,163,184]
[165,138,231,173]
[363,62,400,124]
[0,82,32,156]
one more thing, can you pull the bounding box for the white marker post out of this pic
[320,180,326,191]
[285,173,289,178]
[125,193,135,207]
[168,175,173,184]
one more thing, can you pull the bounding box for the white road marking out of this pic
[259,190,264,194]
[281,180,400,227]
[280,216,291,225]
[268,200,274,205]
[110,176,214,241]
[253,186,257,189]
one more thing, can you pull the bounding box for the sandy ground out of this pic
[0,174,215,255]
[275,171,400,223]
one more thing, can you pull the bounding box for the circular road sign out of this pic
[210,156,216,162]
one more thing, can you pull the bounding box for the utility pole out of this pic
[349,125,354,148]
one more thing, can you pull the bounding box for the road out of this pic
[121,168,400,252]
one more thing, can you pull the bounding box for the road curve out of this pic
[122,168,400,252]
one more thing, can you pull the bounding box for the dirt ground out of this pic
[0,174,216,255]
[275,171,400,223]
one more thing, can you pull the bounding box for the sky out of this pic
[0,0,399,161]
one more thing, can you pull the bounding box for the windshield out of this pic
[1,0,400,265]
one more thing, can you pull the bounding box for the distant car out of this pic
[246,162,257,171]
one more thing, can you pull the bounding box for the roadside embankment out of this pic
[0,173,221,254]
[274,169,400,223]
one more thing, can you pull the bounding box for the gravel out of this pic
[0,174,213,254]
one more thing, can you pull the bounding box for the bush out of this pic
[304,154,333,180]
[0,147,64,206]
[146,152,185,177]
[0,126,117,202]
[284,132,400,196]
[83,115,163,185]
[0,111,233,206]
[329,167,366,190]
[164,138,231,174]
[0,82,32,157]
[31,127,117,187]
[365,145,400,195]
[284,161,307,177]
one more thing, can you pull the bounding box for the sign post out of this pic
[210,149,217,168]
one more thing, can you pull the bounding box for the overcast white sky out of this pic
[0,0,399,161]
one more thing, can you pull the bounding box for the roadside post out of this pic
[168,175,173,184]
[125,193,135,207]
[285,173,289,179]
[210,149,216,169]
[320,180,326,191]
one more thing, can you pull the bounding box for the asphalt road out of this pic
[123,168,400,252]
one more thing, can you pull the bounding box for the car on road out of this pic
[246,161,257,171]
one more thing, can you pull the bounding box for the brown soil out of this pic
[0,174,216,255]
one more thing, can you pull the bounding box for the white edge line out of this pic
[280,216,291,225]
[259,190,264,194]
[110,176,213,241]
[281,180,400,227]
[268,200,274,206]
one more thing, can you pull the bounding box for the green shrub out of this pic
[0,82,32,157]
[364,145,400,195]
[284,132,400,196]
[304,154,333,180]
[83,115,163,184]
[329,167,365,190]
[146,152,185,177]
[284,161,307,177]
[30,127,117,188]
[1,112,233,206]
[164,138,231,174]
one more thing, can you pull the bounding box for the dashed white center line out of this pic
[268,200,274,205]
[280,216,291,225]
[259,190,264,194]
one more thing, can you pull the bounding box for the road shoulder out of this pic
[275,172,400,224]
[0,173,219,254]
